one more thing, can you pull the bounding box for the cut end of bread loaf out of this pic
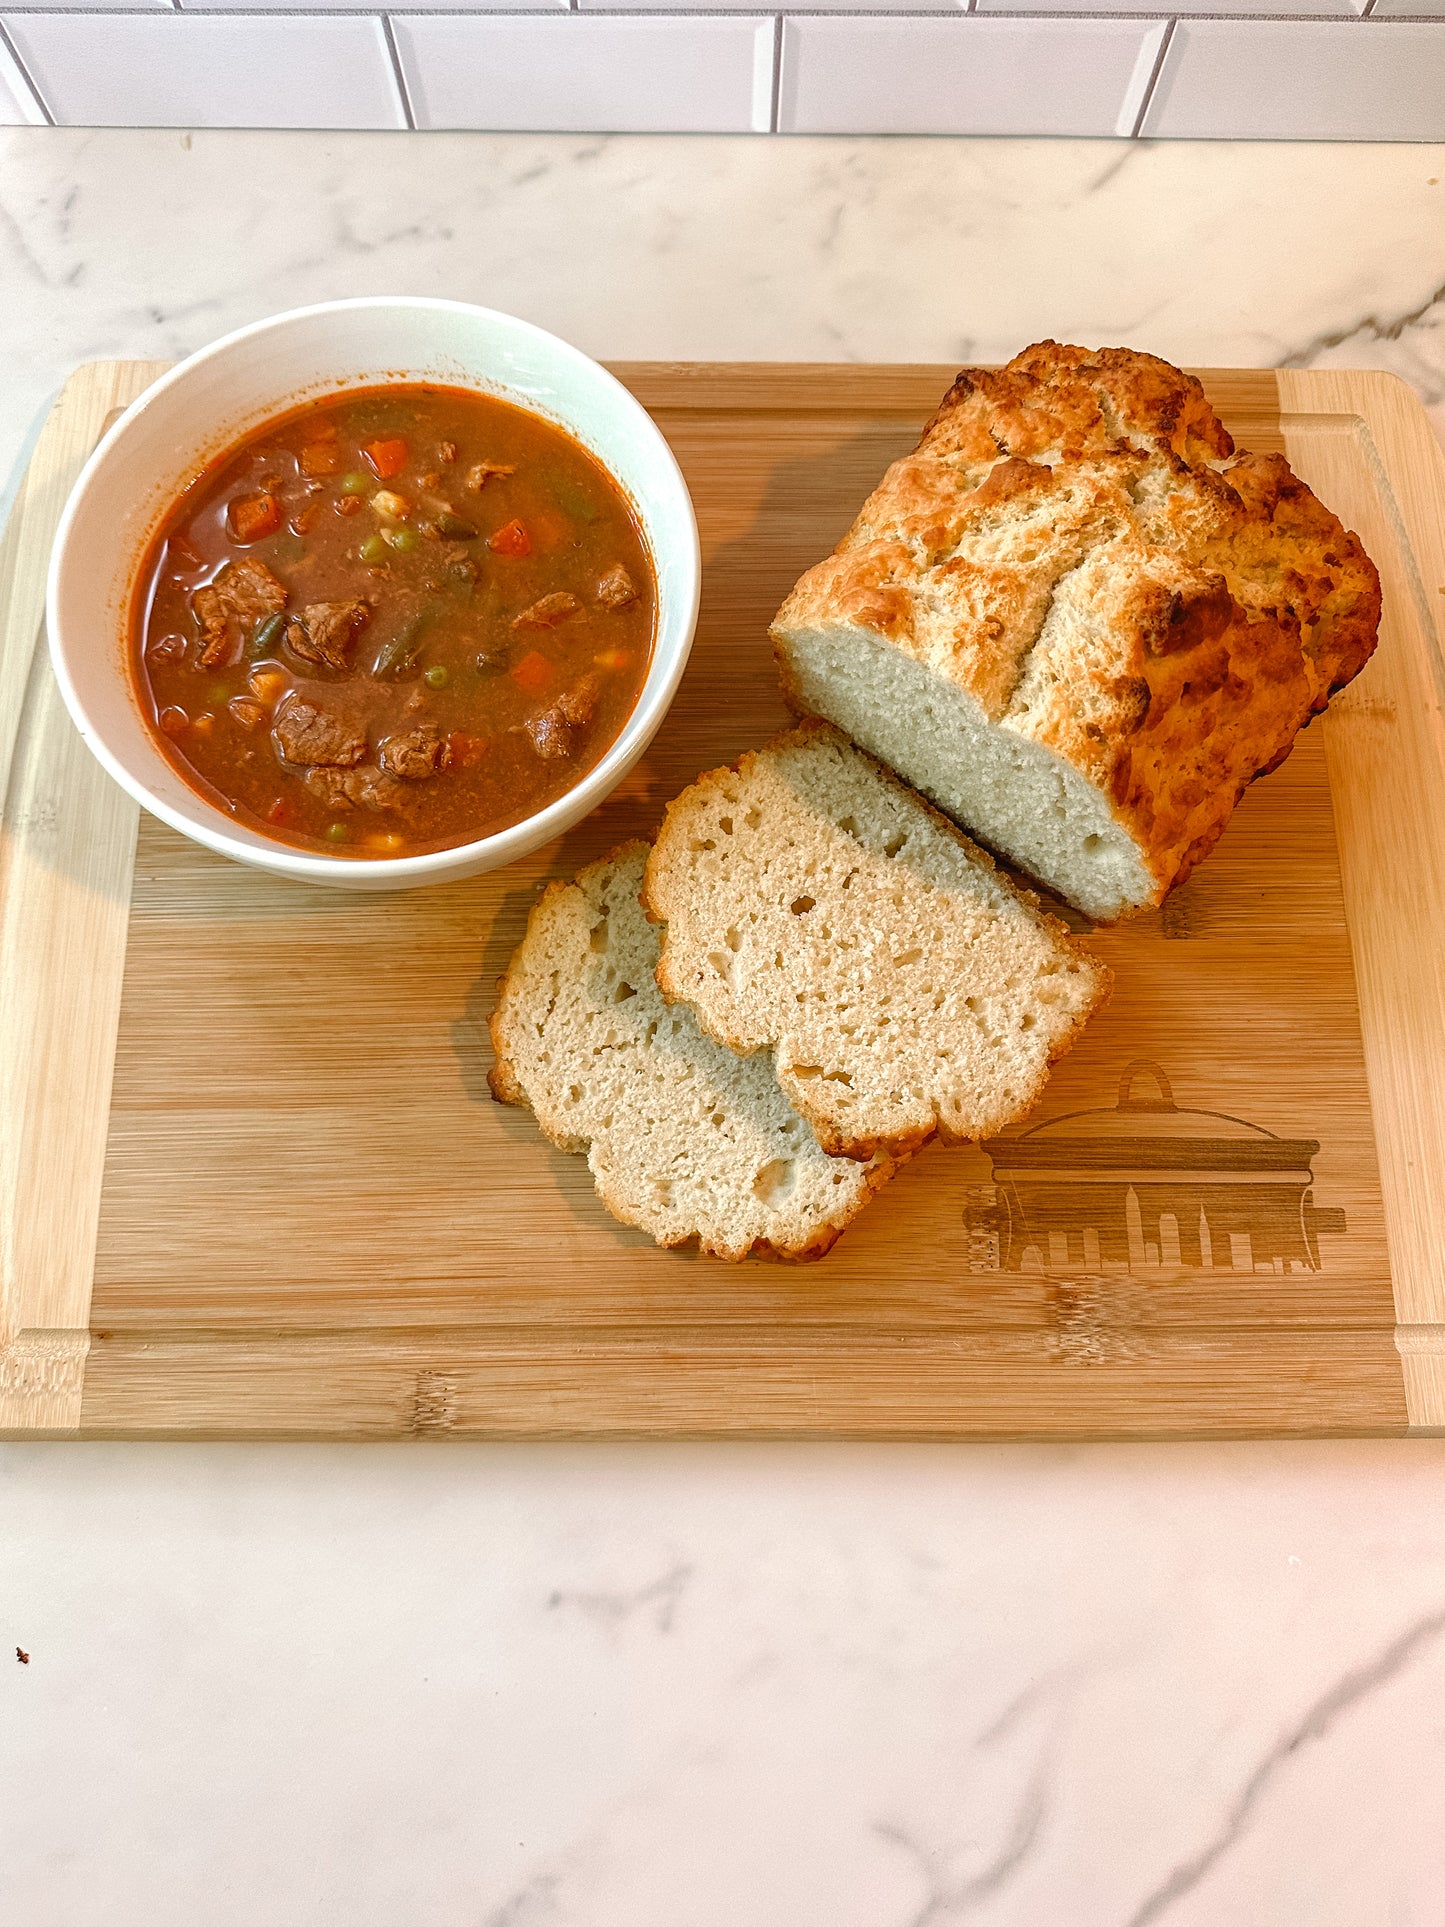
[488,841,897,1262]
[772,340,1381,922]
[643,721,1110,1162]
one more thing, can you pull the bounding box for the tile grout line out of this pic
[380,11,416,127]
[0,17,53,123]
[1128,13,1174,136]
[0,7,1436,18]
[0,6,1438,15]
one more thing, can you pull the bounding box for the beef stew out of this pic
[133,383,655,858]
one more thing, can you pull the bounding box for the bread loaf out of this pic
[771,341,1380,921]
[489,842,896,1261]
[643,721,1109,1162]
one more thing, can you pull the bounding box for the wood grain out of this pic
[0,364,163,1433]
[0,359,1429,1438]
[1280,370,1445,1432]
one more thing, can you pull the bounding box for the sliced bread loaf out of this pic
[771,340,1380,921]
[643,721,1110,1161]
[489,841,896,1261]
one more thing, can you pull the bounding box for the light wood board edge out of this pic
[76,1329,1407,1442]
[1280,368,1445,1434]
[0,361,165,1434]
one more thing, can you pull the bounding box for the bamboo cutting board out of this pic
[3,360,1444,1440]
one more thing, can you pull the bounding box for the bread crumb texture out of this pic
[772,340,1380,920]
[644,722,1111,1161]
[489,841,896,1261]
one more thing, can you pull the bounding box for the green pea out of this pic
[324,822,349,844]
[424,664,450,690]
[390,527,420,553]
[359,534,387,565]
[340,472,370,495]
[248,612,285,659]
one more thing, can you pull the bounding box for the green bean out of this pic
[424,664,450,690]
[436,511,478,540]
[372,603,440,679]
[551,476,600,524]
[248,612,285,658]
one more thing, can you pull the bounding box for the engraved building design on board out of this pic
[963,1060,1347,1277]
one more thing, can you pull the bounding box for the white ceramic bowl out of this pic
[47,297,700,890]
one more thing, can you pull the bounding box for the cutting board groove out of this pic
[3,360,1443,1439]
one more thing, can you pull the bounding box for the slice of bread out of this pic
[643,721,1110,1162]
[771,341,1380,921]
[489,841,897,1262]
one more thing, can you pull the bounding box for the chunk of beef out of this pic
[285,598,372,671]
[464,460,516,491]
[273,699,367,768]
[596,565,636,610]
[192,557,288,669]
[303,765,410,813]
[513,592,581,631]
[378,724,444,781]
[526,674,600,762]
[228,695,267,731]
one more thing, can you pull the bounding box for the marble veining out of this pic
[9,1443,1445,1923]
[0,130,1442,523]
[3,128,1445,1927]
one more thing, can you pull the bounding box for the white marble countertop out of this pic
[3,128,1445,1927]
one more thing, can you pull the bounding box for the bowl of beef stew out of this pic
[48,298,699,888]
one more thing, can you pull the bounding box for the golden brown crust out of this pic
[771,341,1381,914]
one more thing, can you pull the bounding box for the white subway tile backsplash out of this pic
[0,27,45,122]
[581,0,962,12]
[182,0,567,12]
[980,0,1366,12]
[778,15,1165,137]
[0,4,1437,142]
[1142,20,1445,141]
[4,0,171,11]
[2,13,407,127]
[393,14,775,133]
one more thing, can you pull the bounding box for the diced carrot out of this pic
[364,832,406,854]
[335,495,363,517]
[445,730,488,769]
[190,713,215,739]
[365,438,409,481]
[525,509,569,553]
[307,420,339,442]
[593,648,631,671]
[510,651,553,696]
[489,518,531,558]
[158,705,189,737]
[292,503,321,535]
[248,669,288,705]
[299,442,341,477]
[228,492,281,543]
[266,797,294,827]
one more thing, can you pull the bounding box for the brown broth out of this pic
[132,383,656,857]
